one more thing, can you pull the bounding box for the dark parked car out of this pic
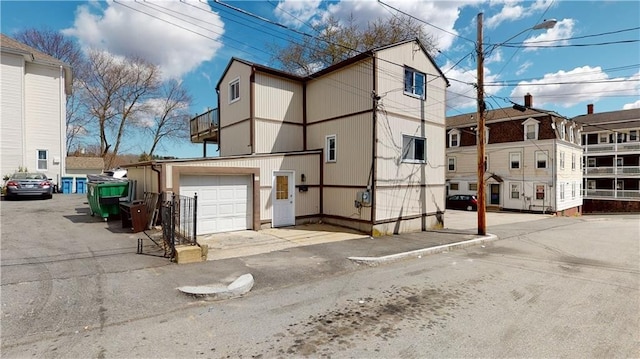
[446,194,477,211]
[4,172,53,200]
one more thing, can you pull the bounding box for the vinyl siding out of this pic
[306,60,373,123]
[219,60,251,128]
[161,153,321,221]
[323,187,372,221]
[254,73,303,124]
[1,53,25,176]
[220,120,251,156]
[254,120,303,154]
[25,63,64,174]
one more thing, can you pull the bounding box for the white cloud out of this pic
[485,48,503,64]
[623,100,640,109]
[515,60,532,76]
[62,0,224,79]
[274,0,322,28]
[485,0,556,29]
[445,60,504,110]
[509,67,640,108]
[315,0,475,52]
[522,18,574,52]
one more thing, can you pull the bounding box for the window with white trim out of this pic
[535,151,547,169]
[404,67,425,99]
[448,129,460,147]
[510,183,520,199]
[325,135,336,162]
[448,157,456,171]
[587,158,596,167]
[402,135,426,162]
[37,150,48,171]
[560,183,565,201]
[571,153,576,170]
[569,126,575,143]
[560,122,566,140]
[560,151,565,169]
[616,157,623,167]
[510,152,521,169]
[523,118,540,140]
[630,130,638,141]
[587,180,596,190]
[469,183,478,191]
[571,182,576,199]
[229,78,240,103]
[450,183,459,191]
[577,130,581,145]
[599,133,608,143]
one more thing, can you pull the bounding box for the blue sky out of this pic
[2,0,639,159]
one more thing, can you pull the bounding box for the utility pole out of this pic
[476,13,487,235]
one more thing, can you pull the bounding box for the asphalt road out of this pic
[1,194,638,358]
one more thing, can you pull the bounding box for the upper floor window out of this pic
[560,151,565,169]
[448,129,460,147]
[229,78,240,103]
[402,135,426,162]
[571,153,576,170]
[523,118,540,140]
[599,133,608,143]
[569,125,575,143]
[630,130,638,141]
[560,121,566,141]
[587,158,596,167]
[37,150,48,171]
[448,157,456,171]
[510,152,521,169]
[535,151,548,169]
[325,135,336,162]
[577,129,582,145]
[404,67,425,99]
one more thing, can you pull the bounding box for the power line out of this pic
[501,39,639,48]
[497,26,640,46]
[484,78,640,87]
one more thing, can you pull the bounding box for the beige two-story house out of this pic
[446,94,583,215]
[127,39,449,236]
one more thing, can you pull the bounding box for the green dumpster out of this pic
[87,180,129,221]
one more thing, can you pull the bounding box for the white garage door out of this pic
[180,175,252,235]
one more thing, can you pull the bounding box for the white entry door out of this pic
[272,171,295,227]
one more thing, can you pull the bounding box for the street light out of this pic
[475,13,556,235]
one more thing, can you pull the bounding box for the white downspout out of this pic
[60,65,66,191]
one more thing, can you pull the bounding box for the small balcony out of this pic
[190,108,219,144]
[583,141,640,154]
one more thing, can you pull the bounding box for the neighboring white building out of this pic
[575,105,640,212]
[446,94,583,216]
[1,34,72,186]
[128,39,450,235]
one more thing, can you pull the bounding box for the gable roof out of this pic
[1,33,73,94]
[572,108,640,132]
[216,38,449,90]
[447,107,547,128]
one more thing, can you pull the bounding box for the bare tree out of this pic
[78,50,161,168]
[143,79,192,157]
[271,14,438,76]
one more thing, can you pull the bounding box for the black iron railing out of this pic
[161,192,198,259]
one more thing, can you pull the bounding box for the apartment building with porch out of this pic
[446,94,583,215]
[574,106,640,212]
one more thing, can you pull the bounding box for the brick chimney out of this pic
[587,103,594,114]
[524,93,533,108]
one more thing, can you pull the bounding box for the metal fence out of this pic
[161,192,198,259]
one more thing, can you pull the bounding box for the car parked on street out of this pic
[446,194,477,211]
[4,172,53,200]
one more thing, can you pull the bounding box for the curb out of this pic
[348,234,499,266]
[177,273,254,301]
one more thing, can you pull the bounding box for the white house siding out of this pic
[0,53,24,177]
[254,120,303,154]
[306,61,373,123]
[219,61,252,156]
[555,142,584,212]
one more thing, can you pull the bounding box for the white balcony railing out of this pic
[584,142,640,154]
[584,189,640,200]
[584,166,640,177]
